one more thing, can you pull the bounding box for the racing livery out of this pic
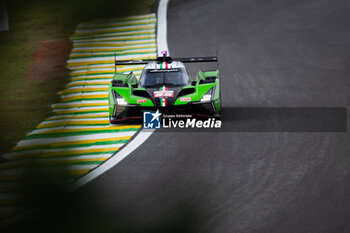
[108,52,221,123]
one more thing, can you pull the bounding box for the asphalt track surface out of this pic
[41,1,350,233]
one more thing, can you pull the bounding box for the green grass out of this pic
[0,0,155,155]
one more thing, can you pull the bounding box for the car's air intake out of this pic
[133,90,151,98]
[178,87,195,97]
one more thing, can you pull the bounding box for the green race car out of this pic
[108,52,221,123]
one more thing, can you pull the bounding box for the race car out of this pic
[108,52,221,123]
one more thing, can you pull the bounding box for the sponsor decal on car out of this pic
[180,97,191,102]
[160,98,167,107]
[154,86,172,107]
[154,91,174,98]
[137,99,147,103]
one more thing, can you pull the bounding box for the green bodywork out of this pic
[108,70,221,116]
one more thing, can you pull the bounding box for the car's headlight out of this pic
[114,91,128,106]
[117,97,128,106]
[200,87,214,102]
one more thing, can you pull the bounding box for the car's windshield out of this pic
[140,68,189,88]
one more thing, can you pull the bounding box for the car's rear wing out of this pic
[115,59,155,65]
[115,56,218,65]
[173,57,218,63]
[114,52,219,73]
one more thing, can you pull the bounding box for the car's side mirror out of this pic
[191,80,197,86]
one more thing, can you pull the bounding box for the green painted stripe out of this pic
[64,83,110,87]
[63,83,108,87]
[69,73,114,77]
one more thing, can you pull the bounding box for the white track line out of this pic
[70,0,170,190]
[70,129,154,190]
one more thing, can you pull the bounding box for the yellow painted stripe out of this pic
[67,60,115,67]
[52,102,108,109]
[70,76,113,81]
[74,41,155,48]
[37,119,110,128]
[59,87,108,95]
[53,108,108,114]
[61,94,108,102]
[71,65,115,70]
[69,67,143,76]
[65,81,110,87]
[38,157,108,165]
[69,70,115,75]
[47,113,110,120]
[29,125,140,135]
